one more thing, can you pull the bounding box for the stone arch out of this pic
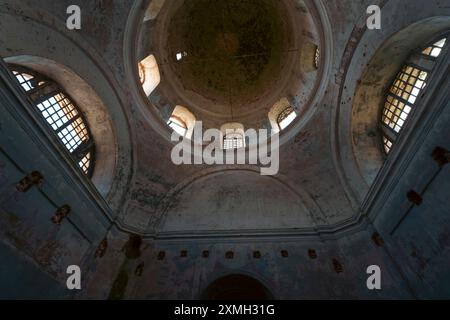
[352,24,450,187]
[5,55,117,197]
[332,12,450,206]
[168,105,196,138]
[200,274,273,300]
[0,6,134,209]
[154,168,319,235]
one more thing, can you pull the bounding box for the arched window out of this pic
[268,98,297,134]
[223,133,245,150]
[167,105,196,138]
[221,123,245,150]
[380,34,448,154]
[9,65,95,176]
[277,106,297,131]
[167,115,188,137]
[139,54,161,96]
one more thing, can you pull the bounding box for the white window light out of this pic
[176,51,188,61]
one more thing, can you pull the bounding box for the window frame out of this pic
[223,133,245,150]
[277,106,297,131]
[9,65,96,177]
[416,32,449,61]
[167,115,188,137]
[379,32,449,155]
[314,45,320,69]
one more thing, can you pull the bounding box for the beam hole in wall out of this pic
[308,249,317,259]
[372,233,385,247]
[332,259,343,273]
[157,251,165,260]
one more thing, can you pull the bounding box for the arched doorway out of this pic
[201,274,273,300]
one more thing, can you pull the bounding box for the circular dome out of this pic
[131,0,330,141]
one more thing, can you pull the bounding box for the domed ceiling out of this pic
[140,0,322,131]
[166,0,286,105]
